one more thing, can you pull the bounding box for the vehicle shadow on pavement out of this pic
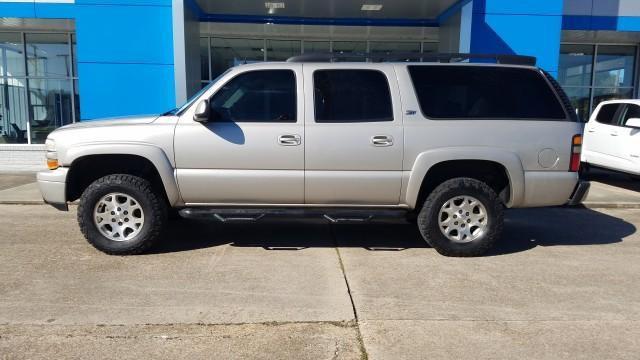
[489,207,636,256]
[151,208,635,256]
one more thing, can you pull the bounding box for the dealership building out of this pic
[0,0,639,170]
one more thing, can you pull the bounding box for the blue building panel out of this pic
[0,3,36,18]
[471,13,563,74]
[0,0,177,121]
[74,5,174,64]
[474,0,564,16]
[78,62,176,119]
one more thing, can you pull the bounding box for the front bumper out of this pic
[36,167,69,211]
[566,181,590,206]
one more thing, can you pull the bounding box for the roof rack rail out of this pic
[286,52,537,66]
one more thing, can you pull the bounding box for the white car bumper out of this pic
[36,167,69,211]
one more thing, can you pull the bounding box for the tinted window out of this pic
[595,103,621,125]
[620,104,640,126]
[314,70,393,123]
[408,66,567,120]
[210,70,296,122]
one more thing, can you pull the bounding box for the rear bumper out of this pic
[566,181,591,206]
[36,167,69,211]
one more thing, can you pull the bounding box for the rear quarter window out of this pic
[408,65,568,120]
[595,103,621,125]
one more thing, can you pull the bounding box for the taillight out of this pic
[570,134,582,172]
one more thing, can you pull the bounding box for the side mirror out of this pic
[193,99,210,123]
[626,118,640,129]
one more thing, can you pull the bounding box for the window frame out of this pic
[407,65,570,121]
[311,68,394,124]
[207,68,298,123]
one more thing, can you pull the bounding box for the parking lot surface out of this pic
[1,204,639,359]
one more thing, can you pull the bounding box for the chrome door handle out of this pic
[587,128,596,133]
[278,134,301,146]
[371,135,393,147]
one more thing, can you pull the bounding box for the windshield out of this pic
[163,69,232,116]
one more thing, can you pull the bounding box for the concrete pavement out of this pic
[1,204,639,359]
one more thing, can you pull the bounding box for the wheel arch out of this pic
[64,144,181,206]
[405,148,525,209]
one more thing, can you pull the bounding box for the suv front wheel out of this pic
[77,174,167,255]
[417,177,504,257]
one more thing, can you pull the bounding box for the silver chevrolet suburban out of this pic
[37,54,589,257]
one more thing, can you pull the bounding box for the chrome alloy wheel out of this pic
[93,193,145,241]
[438,195,488,243]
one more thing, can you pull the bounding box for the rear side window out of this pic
[313,69,393,123]
[210,70,296,122]
[595,104,621,125]
[408,65,567,120]
[620,104,640,126]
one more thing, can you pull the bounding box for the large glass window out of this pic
[313,69,393,123]
[303,41,329,54]
[266,39,301,61]
[559,43,637,122]
[210,70,296,123]
[408,65,567,120]
[0,32,78,144]
[200,37,210,82]
[211,38,265,79]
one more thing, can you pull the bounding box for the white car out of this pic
[582,99,640,176]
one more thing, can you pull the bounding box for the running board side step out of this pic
[179,208,408,223]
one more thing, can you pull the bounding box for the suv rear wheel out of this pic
[417,177,503,257]
[77,174,167,255]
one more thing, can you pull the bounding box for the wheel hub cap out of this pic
[93,193,145,241]
[438,195,488,243]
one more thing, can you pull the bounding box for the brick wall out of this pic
[0,145,47,172]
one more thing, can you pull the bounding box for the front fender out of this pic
[404,147,525,209]
[63,143,181,206]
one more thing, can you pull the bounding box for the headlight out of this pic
[45,139,58,170]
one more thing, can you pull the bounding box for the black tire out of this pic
[417,177,503,257]
[77,174,167,255]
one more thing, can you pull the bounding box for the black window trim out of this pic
[312,68,395,124]
[208,68,298,123]
[407,64,572,122]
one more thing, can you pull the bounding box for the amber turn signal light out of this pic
[47,159,59,170]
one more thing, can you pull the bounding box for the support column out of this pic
[172,0,201,106]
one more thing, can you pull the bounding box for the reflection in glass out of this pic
[592,87,634,111]
[422,42,438,54]
[369,41,420,61]
[563,87,591,122]
[0,32,26,77]
[266,39,301,61]
[26,33,71,78]
[0,78,28,143]
[200,37,209,81]
[595,45,636,88]
[28,79,73,144]
[303,41,329,54]
[558,44,594,87]
[211,38,264,78]
[332,41,366,54]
